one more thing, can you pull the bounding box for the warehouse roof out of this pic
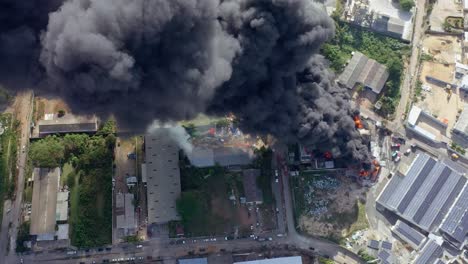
[338,51,389,95]
[392,220,426,249]
[453,104,468,142]
[439,183,468,247]
[36,114,98,137]
[116,193,136,232]
[242,169,263,204]
[145,130,181,224]
[413,239,443,264]
[188,146,253,168]
[377,153,466,232]
[56,191,69,222]
[30,168,60,236]
[234,256,302,264]
[178,258,208,264]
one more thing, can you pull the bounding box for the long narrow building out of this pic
[145,129,181,224]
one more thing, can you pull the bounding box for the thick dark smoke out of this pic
[0,0,369,162]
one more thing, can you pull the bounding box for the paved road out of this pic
[0,91,34,262]
[392,0,426,130]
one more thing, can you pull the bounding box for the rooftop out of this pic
[413,239,443,264]
[145,129,181,224]
[178,258,208,264]
[56,191,69,222]
[377,153,466,232]
[34,114,98,138]
[188,146,253,168]
[115,193,136,233]
[391,220,427,249]
[30,168,60,236]
[338,51,389,95]
[234,256,302,264]
[439,183,468,248]
[242,169,263,204]
[453,104,468,145]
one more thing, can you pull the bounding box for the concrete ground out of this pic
[429,0,463,32]
[422,35,462,64]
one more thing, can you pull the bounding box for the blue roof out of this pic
[178,258,208,264]
[439,183,468,245]
[392,220,426,248]
[413,240,443,264]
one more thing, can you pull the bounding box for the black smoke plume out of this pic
[0,0,370,163]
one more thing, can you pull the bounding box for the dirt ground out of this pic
[299,176,367,238]
[422,35,462,64]
[418,61,464,132]
[429,0,462,32]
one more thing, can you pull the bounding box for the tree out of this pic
[400,0,414,11]
[29,136,64,167]
[97,118,116,135]
[57,109,65,117]
[176,191,208,227]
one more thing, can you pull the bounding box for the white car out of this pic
[275,170,278,177]
[136,244,143,248]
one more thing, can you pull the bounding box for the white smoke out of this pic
[147,121,193,154]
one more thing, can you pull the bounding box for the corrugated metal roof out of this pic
[378,153,465,232]
[380,241,392,251]
[338,51,388,94]
[179,258,208,264]
[368,239,380,249]
[439,183,468,244]
[392,220,426,248]
[413,240,443,264]
[234,256,302,264]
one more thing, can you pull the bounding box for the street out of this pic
[0,91,34,262]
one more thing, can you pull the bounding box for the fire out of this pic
[354,115,363,129]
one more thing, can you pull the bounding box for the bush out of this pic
[400,0,414,11]
[58,109,65,117]
[29,136,65,167]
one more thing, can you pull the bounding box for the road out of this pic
[0,91,34,262]
[275,153,364,264]
[392,0,426,130]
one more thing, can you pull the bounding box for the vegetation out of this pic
[399,0,414,11]
[0,113,19,218]
[57,109,65,117]
[29,131,115,248]
[318,257,334,264]
[450,142,466,155]
[358,249,377,262]
[177,159,242,236]
[182,123,197,138]
[346,200,369,236]
[444,17,464,32]
[322,21,408,117]
[253,147,274,204]
[29,135,65,167]
[420,53,434,62]
[123,235,141,243]
[16,221,30,253]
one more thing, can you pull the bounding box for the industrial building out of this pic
[391,220,426,250]
[377,153,468,253]
[30,168,60,240]
[242,169,263,205]
[145,130,181,224]
[178,258,208,264]
[407,105,448,143]
[338,51,389,101]
[55,191,69,223]
[413,239,444,264]
[32,114,98,138]
[188,146,253,168]
[115,193,137,237]
[234,256,302,264]
[452,104,468,147]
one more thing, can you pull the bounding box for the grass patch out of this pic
[177,164,241,237]
[346,200,369,236]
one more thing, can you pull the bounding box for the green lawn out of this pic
[69,172,80,242]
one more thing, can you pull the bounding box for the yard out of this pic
[0,113,19,222]
[28,120,116,247]
[291,172,368,242]
[177,162,254,237]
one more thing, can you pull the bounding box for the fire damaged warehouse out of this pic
[0,0,370,163]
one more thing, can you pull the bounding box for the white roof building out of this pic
[234,256,302,264]
[56,191,69,222]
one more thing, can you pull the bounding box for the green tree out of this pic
[57,109,65,117]
[182,123,197,137]
[400,0,414,11]
[97,118,116,135]
[176,191,209,227]
[29,136,64,167]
